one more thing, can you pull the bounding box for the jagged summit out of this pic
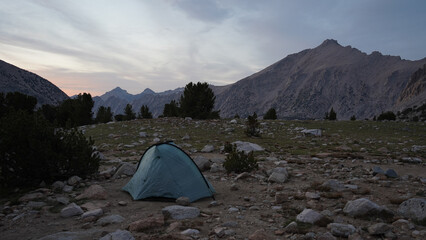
[141,88,155,95]
[320,39,340,46]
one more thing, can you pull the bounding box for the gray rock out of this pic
[305,192,321,200]
[210,163,224,173]
[67,176,82,186]
[372,166,385,176]
[301,129,322,137]
[221,221,239,228]
[139,132,147,137]
[232,141,264,154]
[385,169,398,178]
[113,163,136,178]
[62,185,73,193]
[268,172,288,183]
[328,223,356,237]
[181,134,190,140]
[161,205,200,220]
[75,184,108,200]
[296,209,331,226]
[81,208,103,219]
[401,157,422,164]
[193,156,211,171]
[201,144,215,153]
[61,203,84,218]
[180,229,200,236]
[229,119,237,124]
[96,214,125,226]
[176,197,190,206]
[99,229,134,240]
[52,181,65,191]
[317,232,337,240]
[27,201,47,208]
[56,196,70,205]
[398,198,426,222]
[343,198,393,219]
[321,179,345,192]
[368,223,392,235]
[19,192,44,202]
[284,221,298,233]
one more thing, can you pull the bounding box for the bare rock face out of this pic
[213,40,426,119]
[0,60,68,106]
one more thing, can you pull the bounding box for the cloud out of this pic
[173,0,230,23]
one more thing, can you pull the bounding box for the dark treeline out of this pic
[0,92,99,190]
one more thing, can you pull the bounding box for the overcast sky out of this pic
[1,0,425,96]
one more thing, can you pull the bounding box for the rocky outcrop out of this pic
[0,60,68,106]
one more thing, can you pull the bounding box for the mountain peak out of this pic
[110,87,128,93]
[142,88,155,94]
[320,39,340,47]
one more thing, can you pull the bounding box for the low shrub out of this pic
[223,144,258,173]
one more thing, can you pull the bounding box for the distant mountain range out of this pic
[0,60,68,106]
[1,39,425,119]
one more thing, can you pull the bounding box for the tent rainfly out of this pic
[123,142,215,202]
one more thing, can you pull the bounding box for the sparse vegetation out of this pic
[245,112,260,137]
[223,144,258,173]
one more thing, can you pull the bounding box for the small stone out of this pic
[343,198,393,219]
[176,197,190,206]
[62,185,73,193]
[248,229,269,240]
[214,227,226,238]
[385,169,398,178]
[81,208,103,219]
[230,183,239,191]
[52,181,65,191]
[67,176,82,186]
[56,196,70,205]
[296,209,331,226]
[275,192,287,204]
[372,166,385,176]
[284,221,298,233]
[61,203,83,218]
[268,172,288,183]
[96,214,125,226]
[305,192,321,200]
[201,144,215,153]
[328,223,356,237]
[113,163,137,178]
[368,223,392,235]
[128,216,164,232]
[321,179,345,192]
[181,229,199,236]
[317,232,337,240]
[19,192,44,202]
[118,201,127,206]
[162,205,200,220]
[99,229,134,240]
[228,207,239,213]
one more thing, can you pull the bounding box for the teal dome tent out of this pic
[123,142,215,202]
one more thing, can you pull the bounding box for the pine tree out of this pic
[124,104,136,121]
[263,108,277,120]
[139,105,153,119]
[179,82,219,119]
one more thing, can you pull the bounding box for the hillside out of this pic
[0,60,68,106]
[214,40,426,119]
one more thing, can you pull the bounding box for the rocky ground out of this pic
[0,118,425,240]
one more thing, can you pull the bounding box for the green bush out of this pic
[377,111,396,121]
[223,141,233,153]
[223,145,258,173]
[245,112,260,137]
[0,110,99,188]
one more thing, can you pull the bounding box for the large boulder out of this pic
[128,216,164,232]
[162,205,200,220]
[113,162,137,178]
[296,209,331,226]
[232,141,264,154]
[398,198,426,223]
[193,156,211,171]
[343,198,393,219]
